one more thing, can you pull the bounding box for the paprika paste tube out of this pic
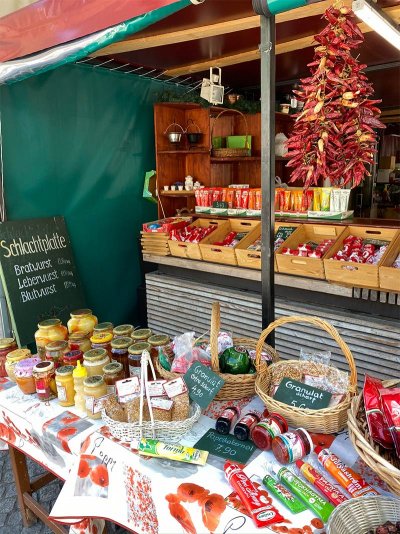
[224,461,284,528]
[296,460,348,507]
[262,474,307,514]
[269,463,334,523]
[315,447,379,498]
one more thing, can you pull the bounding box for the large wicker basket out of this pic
[255,315,358,434]
[156,301,278,400]
[347,379,400,496]
[211,109,251,158]
[326,496,400,534]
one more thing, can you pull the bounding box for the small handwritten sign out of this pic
[183,361,224,409]
[273,378,332,410]
[212,201,228,209]
[195,429,256,464]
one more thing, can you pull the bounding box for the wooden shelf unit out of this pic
[154,103,294,217]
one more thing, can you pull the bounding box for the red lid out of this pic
[295,460,305,469]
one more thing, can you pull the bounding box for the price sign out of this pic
[212,201,228,209]
[273,378,332,410]
[194,429,256,464]
[183,361,224,409]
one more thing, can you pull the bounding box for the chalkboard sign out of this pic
[183,361,224,409]
[212,201,228,209]
[273,378,332,410]
[195,429,256,464]
[0,217,86,346]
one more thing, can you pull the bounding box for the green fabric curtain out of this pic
[0,64,180,324]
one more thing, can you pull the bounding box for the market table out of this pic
[0,379,393,534]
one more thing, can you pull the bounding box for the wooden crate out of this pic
[235,222,299,270]
[141,231,170,257]
[324,226,400,289]
[168,219,228,260]
[199,219,261,266]
[276,224,345,279]
[379,230,400,292]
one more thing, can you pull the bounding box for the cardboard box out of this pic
[379,156,396,170]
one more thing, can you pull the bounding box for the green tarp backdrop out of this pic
[0,63,174,328]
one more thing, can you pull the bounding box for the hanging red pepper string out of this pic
[286,5,385,189]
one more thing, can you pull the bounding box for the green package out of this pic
[263,474,308,514]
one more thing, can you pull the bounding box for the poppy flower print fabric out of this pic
[74,455,109,498]
[124,464,159,534]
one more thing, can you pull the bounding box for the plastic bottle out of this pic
[73,360,87,413]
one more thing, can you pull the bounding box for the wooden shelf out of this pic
[158,149,209,154]
[211,156,261,163]
[160,190,195,197]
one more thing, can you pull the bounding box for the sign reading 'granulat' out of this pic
[0,216,86,346]
[183,361,224,409]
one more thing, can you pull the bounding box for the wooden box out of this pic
[235,222,299,270]
[379,230,400,292]
[141,231,170,256]
[168,219,228,260]
[324,226,400,289]
[276,224,345,279]
[199,219,260,266]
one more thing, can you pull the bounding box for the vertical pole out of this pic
[260,15,276,344]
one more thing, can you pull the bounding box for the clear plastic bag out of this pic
[299,347,331,366]
[170,332,211,374]
[303,367,349,407]
[205,331,233,356]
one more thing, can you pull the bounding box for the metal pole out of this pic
[260,15,275,344]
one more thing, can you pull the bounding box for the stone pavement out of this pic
[0,450,128,534]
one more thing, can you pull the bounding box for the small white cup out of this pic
[171,185,176,191]
[178,185,184,191]
[163,185,169,191]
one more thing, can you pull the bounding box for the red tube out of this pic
[296,460,348,506]
[224,461,284,528]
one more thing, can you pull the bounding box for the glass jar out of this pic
[234,412,261,441]
[90,332,113,358]
[110,336,132,378]
[93,322,114,336]
[83,348,110,377]
[35,319,68,360]
[271,428,314,465]
[103,362,124,395]
[67,309,98,335]
[33,361,57,402]
[63,350,83,367]
[216,407,240,435]
[148,334,171,377]
[113,324,134,338]
[68,332,91,354]
[45,340,69,369]
[251,413,288,451]
[128,342,150,379]
[131,328,152,343]
[14,357,41,394]
[83,375,108,420]
[55,365,75,407]
[0,338,17,377]
[5,348,31,382]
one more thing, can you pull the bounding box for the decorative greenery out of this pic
[156,90,261,114]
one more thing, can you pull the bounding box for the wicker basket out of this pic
[327,496,400,534]
[156,301,278,400]
[347,379,400,496]
[101,402,201,443]
[211,109,251,157]
[255,315,358,434]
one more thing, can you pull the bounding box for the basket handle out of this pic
[210,301,221,372]
[210,108,249,150]
[164,121,185,134]
[185,119,201,133]
[255,315,358,393]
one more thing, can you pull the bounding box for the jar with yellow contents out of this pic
[67,309,98,336]
[93,322,114,336]
[45,340,69,369]
[5,348,31,382]
[110,336,132,378]
[55,365,75,407]
[113,324,134,338]
[0,338,17,377]
[68,332,92,354]
[83,348,110,377]
[35,319,68,360]
[83,375,108,420]
[131,328,152,344]
[90,332,113,358]
[33,361,57,402]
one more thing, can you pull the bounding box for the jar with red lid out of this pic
[33,361,57,402]
[234,412,261,441]
[271,427,314,464]
[216,407,240,435]
[110,336,132,378]
[251,413,288,450]
[63,350,83,367]
[0,338,17,377]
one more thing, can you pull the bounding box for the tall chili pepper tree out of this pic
[286,4,385,189]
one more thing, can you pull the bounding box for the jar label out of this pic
[258,419,282,439]
[279,432,306,463]
[56,383,67,401]
[87,394,110,414]
[129,365,141,378]
[107,385,116,395]
[220,408,239,427]
[238,413,259,428]
[151,397,173,411]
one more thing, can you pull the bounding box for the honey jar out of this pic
[113,324,134,338]
[33,361,57,402]
[128,342,150,378]
[35,319,68,360]
[103,362,124,394]
[110,336,132,378]
[45,340,69,369]
[93,322,114,335]
[83,375,108,420]
[83,348,110,377]
[5,348,31,382]
[67,309,98,336]
[55,365,75,407]
[131,328,152,343]
[63,350,84,367]
[68,332,91,354]
[14,357,41,394]
[90,332,113,359]
[0,338,18,377]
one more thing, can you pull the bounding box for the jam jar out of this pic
[93,322,114,336]
[5,348,31,382]
[251,413,288,451]
[234,412,261,441]
[90,332,113,358]
[0,338,17,377]
[68,332,91,354]
[35,319,68,359]
[128,342,150,378]
[131,328,152,343]
[33,361,57,402]
[110,336,132,378]
[113,324,134,338]
[271,427,314,465]
[14,357,41,394]
[216,407,240,435]
[148,334,171,376]
[67,309,98,335]
[63,350,83,367]
[83,375,108,420]
[103,362,124,394]
[45,340,69,369]
[83,348,110,377]
[55,365,75,407]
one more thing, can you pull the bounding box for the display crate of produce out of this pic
[379,230,400,293]
[199,219,260,266]
[168,218,229,260]
[276,224,345,279]
[235,222,299,270]
[324,226,399,289]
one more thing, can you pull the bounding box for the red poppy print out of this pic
[89,464,109,488]
[74,456,109,499]
[78,459,91,478]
